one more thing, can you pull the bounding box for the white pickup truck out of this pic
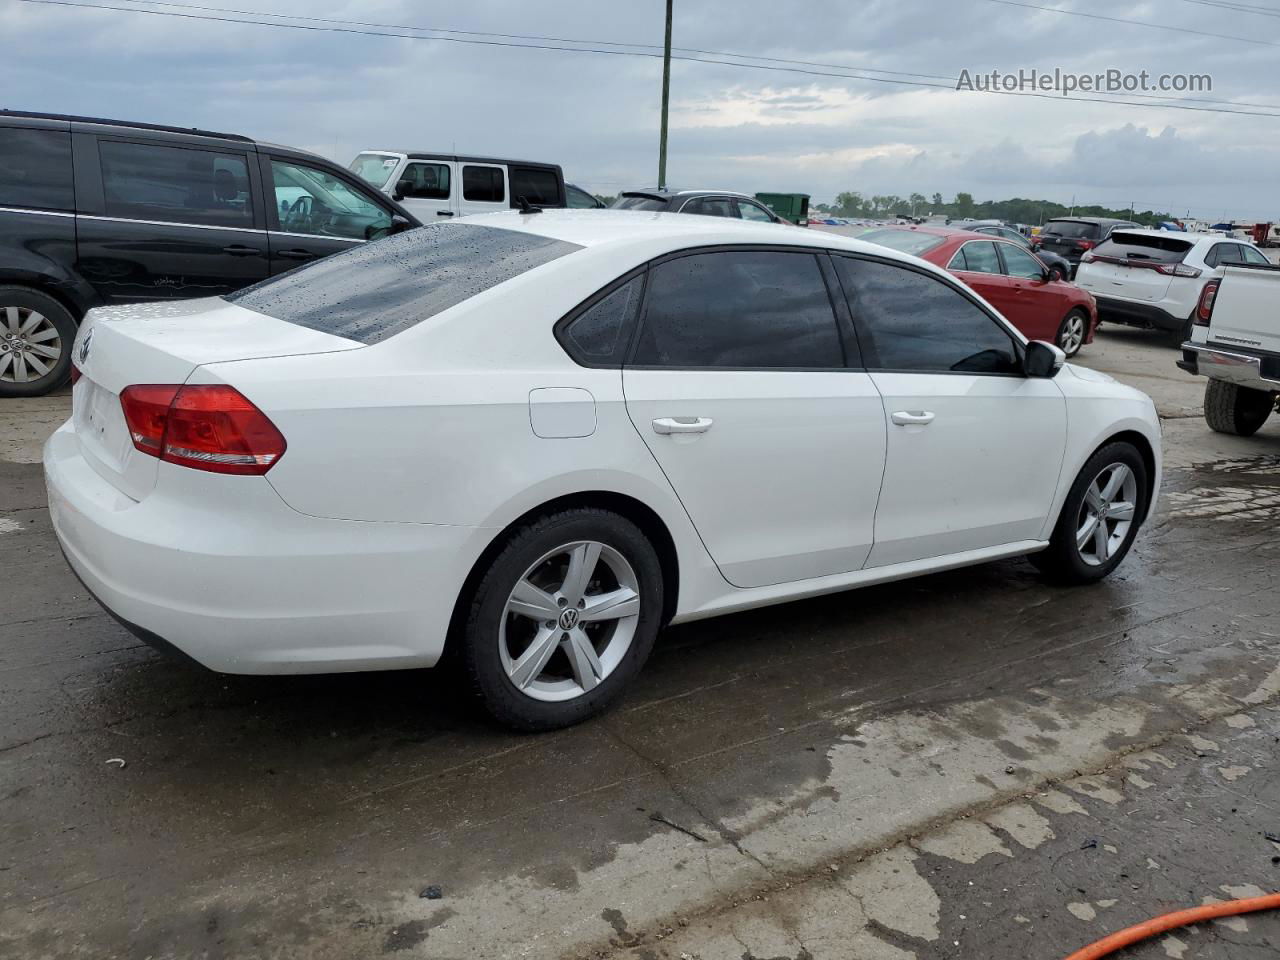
[1178,262,1280,436]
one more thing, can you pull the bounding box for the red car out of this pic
[858,225,1099,357]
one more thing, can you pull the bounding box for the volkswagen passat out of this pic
[46,211,1161,730]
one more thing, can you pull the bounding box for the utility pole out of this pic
[658,0,673,190]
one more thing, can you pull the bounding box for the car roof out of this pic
[0,109,251,144]
[621,188,756,201]
[362,150,561,170]
[862,224,994,242]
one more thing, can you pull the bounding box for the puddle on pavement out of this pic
[1162,454,1280,523]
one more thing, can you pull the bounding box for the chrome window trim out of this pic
[0,205,75,218]
[271,231,365,243]
[78,213,263,234]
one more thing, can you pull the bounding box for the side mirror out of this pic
[1038,269,1052,284]
[393,179,413,201]
[1024,340,1065,378]
[389,214,412,235]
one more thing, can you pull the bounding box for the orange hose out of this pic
[1063,893,1280,960]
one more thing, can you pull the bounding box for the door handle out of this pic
[652,417,714,435]
[436,210,455,217]
[891,410,935,426]
[276,249,314,260]
[222,244,262,257]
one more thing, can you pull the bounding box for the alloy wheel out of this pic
[1075,462,1138,566]
[499,540,641,702]
[0,306,63,384]
[1059,313,1086,356]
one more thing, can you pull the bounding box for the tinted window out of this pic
[633,251,842,368]
[271,159,392,241]
[1001,244,1046,279]
[683,198,735,218]
[1241,245,1271,265]
[834,256,1019,374]
[226,222,581,344]
[100,140,253,228]
[1215,244,1250,266]
[1096,232,1193,264]
[953,241,1001,274]
[1043,220,1099,239]
[398,162,449,200]
[509,166,560,206]
[738,201,775,223]
[559,275,642,365]
[0,127,73,210]
[462,165,504,203]
[566,184,601,209]
[613,195,668,211]
[859,229,947,257]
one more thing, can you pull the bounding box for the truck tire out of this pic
[0,286,78,398]
[1203,379,1275,437]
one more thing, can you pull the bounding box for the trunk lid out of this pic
[71,297,361,501]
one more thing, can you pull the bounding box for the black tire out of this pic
[1055,308,1089,358]
[1032,441,1149,585]
[459,508,664,731]
[1203,379,1275,437]
[0,286,78,398]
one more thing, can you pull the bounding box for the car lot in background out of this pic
[0,111,418,398]
[860,225,1099,356]
[1076,228,1272,341]
[1032,216,1139,277]
[966,223,1073,282]
[611,188,784,222]
[349,149,567,218]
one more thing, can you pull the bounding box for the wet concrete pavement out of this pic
[2,331,1279,959]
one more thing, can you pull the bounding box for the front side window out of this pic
[633,250,843,368]
[462,165,504,203]
[834,256,1020,375]
[0,127,74,210]
[227,222,582,344]
[509,166,561,206]
[271,160,392,241]
[566,184,601,209]
[558,275,643,365]
[397,162,450,200]
[951,241,1001,274]
[737,201,775,223]
[1000,244,1046,279]
[99,140,253,228]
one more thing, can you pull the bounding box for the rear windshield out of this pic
[225,223,582,344]
[1042,220,1099,239]
[1094,232,1193,264]
[613,195,669,211]
[348,153,400,189]
[858,229,947,257]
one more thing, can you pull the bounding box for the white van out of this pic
[349,151,566,220]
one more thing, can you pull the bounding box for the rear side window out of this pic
[226,223,581,344]
[509,166,561,206]
[558,275,643,365]
[1043,220,1099,239]
[633,250,843,368]
[0,127,74,211]
[462,165,504,203]
[1240,245,1271,266]
[834,256,1020,375]
[1095,232,1193,264]
[99,140,253,228]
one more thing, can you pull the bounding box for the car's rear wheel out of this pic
[1056,308,1089,357]
[460,508,664,731]
[0,287,77,398]
[1032,441,1148,584]
[1203,379,1275,437]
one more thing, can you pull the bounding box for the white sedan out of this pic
[45,211,1161,730]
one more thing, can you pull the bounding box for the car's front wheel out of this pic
[1056,308,1089,358]
[460,508,664,731]
[1032,441,1149,584]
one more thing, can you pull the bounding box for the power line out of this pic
[980,0,1280,46]
[16,0,1280,118]
[1167,0,1280,14]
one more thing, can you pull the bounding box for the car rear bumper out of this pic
[1093,295,1185,332]
[44,420,486,674]
[1178,342,1280,392]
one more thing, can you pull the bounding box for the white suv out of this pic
[1076,229,1272,341]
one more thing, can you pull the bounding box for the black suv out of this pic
[0,111,419,397]
[1032,217,1138,278]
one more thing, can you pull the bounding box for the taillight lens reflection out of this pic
[1195,280,1219,326]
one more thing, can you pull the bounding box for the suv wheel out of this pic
[0,287,78,398]
[1032,441,1148,584]
[460,508,664,731]
[1203,379,1275,437]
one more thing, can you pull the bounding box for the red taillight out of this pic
[70,363,82,385]
[118,384,285,475]
[1195,280,1220,326]
[1076,239,1095,250]
[1155,262,1202,278]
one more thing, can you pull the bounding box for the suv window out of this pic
[509,166,561,206]
[737,201,775,223]
[99,140,253,228]
[398,162,450,200]
[558,275,643,365]
[1043,220,1099,240]
[1240,245,1271,266]
[683,198,735,218]
[1000,244,1046,279]
[950,241,1001,274]
[227,222,581,344]
[462,165,504,204]
[833,256,1020,374]
[633,250,843,368]
[0,127,74,211]
[271,159,392,240]
[1096,232,1192,264]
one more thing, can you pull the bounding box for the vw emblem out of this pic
[78,329,93,365]
[558,607,580,631]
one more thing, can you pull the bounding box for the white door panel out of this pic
[867,373,1066,567]
[623,369,887,588]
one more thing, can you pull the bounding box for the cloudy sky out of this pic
[4,0,1277,219]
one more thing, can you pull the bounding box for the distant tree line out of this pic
[814,191,1171,227]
